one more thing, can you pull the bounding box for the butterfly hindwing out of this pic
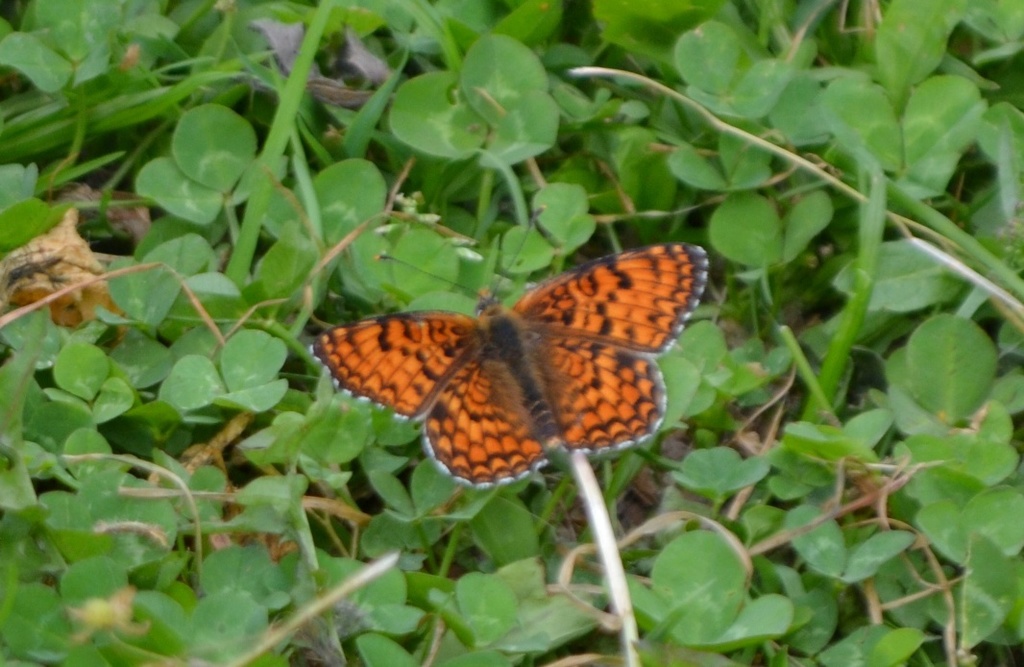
[539,334,665,451]
[424,358,546,485]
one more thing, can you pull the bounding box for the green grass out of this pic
[2,0,1024,665]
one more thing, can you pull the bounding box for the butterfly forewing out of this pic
[513,243,708,353]
[312,312,477,418]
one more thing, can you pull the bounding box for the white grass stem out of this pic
[570,450,640,667]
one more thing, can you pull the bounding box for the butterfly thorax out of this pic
[476,304,562,447]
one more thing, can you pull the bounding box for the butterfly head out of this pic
[474,290,504,317]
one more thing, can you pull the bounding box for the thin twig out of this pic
[62,453,205,580]
[224,553,399,667]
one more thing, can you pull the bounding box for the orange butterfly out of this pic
[313,243,708,487]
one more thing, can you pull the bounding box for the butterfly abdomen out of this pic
[480,309,562,446]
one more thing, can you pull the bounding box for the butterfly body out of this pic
[472,305,563,447]
[313,243,708,486]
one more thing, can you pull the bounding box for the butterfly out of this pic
[312,243,708,487]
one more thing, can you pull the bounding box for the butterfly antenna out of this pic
[375,252,480,300]
[499,205,548,269]
[496,203,567,288]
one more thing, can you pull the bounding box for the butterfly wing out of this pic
[538,335,665,451]
[312,312,478,418]
[424,358,546,486]
[513,243,707,353]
